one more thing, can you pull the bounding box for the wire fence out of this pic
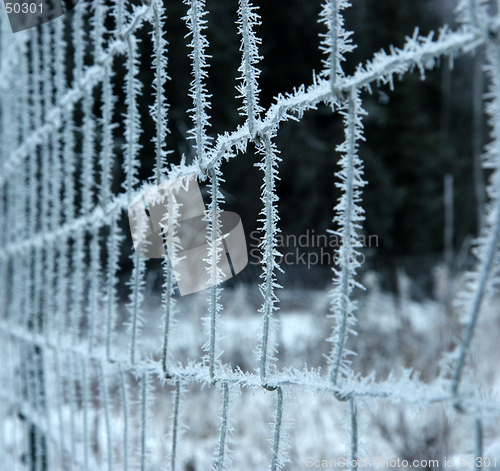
[0,0,499,470]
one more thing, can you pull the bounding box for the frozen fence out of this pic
[0,0,499,469]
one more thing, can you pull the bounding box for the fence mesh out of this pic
[0,0,499,470]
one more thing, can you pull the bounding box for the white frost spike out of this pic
[123,34,143,197]
[268,386,293,471]
[82,92,96,216]
[203,165,226,383]
[213,383,239,471]
[136,370,155,471]
[127,251,147,366]
[184,0,212,164]
[168,381,185,471]
[100,64,118,208]
[150,0,170,183]
[158,178,186,378]
[236,0,264,138]
[318,0,355,86]
[454,0,489,28]
[328,88,367,387]
[90,0,107,60]
[105,214,123,361]
[255,136,283,384]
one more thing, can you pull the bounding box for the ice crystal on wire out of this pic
[122,33,143,196]
[184,0,212,164]
[150,0,171,184]
[212,383,239,471]
[255,136,283,383]
[327,89,367,387]
[236,0,264,137]
[202,164,226,382]
[318,0,355,84]
[444,36,500,396]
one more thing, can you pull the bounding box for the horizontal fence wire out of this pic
[0,0,499,470]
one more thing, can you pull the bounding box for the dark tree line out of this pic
[151,0,484,256]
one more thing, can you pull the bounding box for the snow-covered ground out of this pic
[123,270,500,470]
[3,269,499,471]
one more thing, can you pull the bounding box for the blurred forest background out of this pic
[94,0,494,292]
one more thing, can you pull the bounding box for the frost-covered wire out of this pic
[318,0,355,90]
[169,380,182,471]
[449,37,500,398]
[350,397,358,470]
[184,0,212,164]
[123,34,143,198]
[99,64,117,209]
[328,88,366,387]
[255,135,282,385]
[203,165,225,383]
[236,0,263,139]
[151,0,170,183]
[214,382,236,471]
